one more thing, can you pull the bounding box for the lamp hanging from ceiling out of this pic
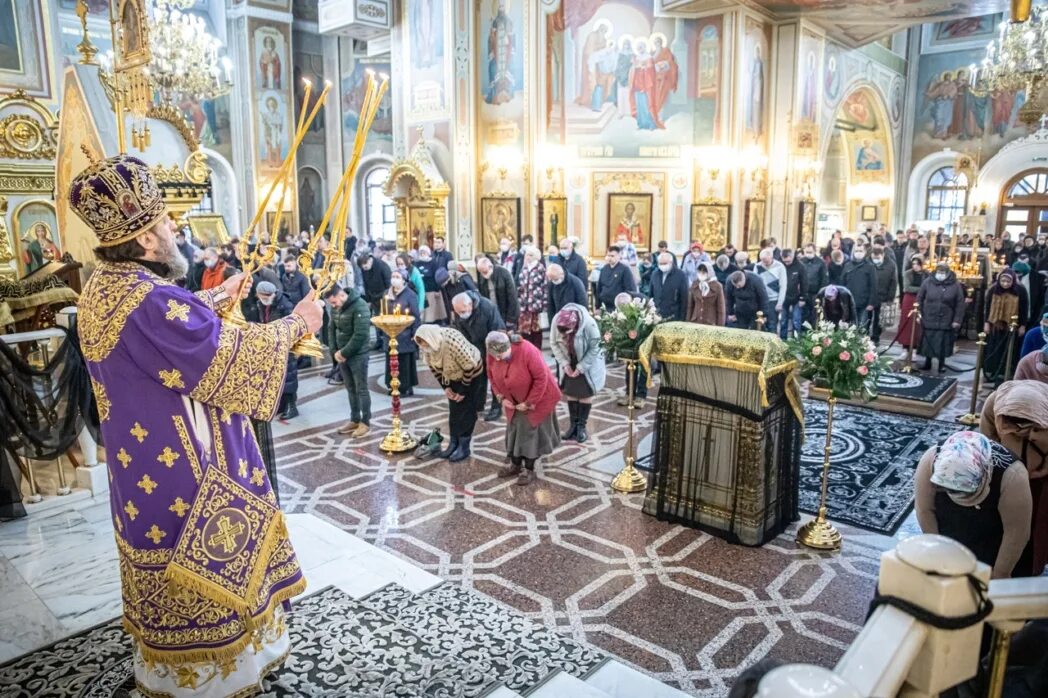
[969,0,1048,125]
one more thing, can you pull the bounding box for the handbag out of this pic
[413,428,445,459]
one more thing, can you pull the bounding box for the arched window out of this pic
[365,167,396,242]
[924,166,969,231]
[999,168,1048,240]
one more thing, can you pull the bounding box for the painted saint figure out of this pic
[629,39,658,131]
[650,34,679,129]
[485,0,515,105]
[576,21,610,107]
[412,0,437,69]
[259,35,282,90]
[616,202,645,247]
[746,44,765,141]
[801,51,817,122]
[855,139,883,171]
[589,41,619,111]
[22,222,60,275]
[262,96,285,166]
[614,36,634,119]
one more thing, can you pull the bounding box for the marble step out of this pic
[270,586,502,697]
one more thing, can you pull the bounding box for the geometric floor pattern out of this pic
[277,357,908,696]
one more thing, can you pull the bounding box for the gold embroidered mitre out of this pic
[69,154,168,247]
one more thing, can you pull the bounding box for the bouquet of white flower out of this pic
[596,297,662,359]
[786,320,891,400]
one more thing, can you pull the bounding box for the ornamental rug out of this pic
[799,402,961,535]
[0,584,608,698]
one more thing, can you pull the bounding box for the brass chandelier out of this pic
[970,0,1048,125]
[149,0,233,107]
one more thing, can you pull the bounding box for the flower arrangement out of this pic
[785,321,891,400]
[596,297,662,359]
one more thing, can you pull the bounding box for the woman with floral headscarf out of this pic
[981,380,1048,575]
[550,304,605,443]
[415,324,484,462]
[516,246,548,350]
[983,268,1029,385]
[486,331,561,486]
[686,261,725,326]
[915,430,1031,579]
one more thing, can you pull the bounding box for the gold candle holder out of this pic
[371,307,418,454]
[797,396,842,550]
[957,332,987,426]
[611,358,648,494]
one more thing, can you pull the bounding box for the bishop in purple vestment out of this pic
[70,155,323,696]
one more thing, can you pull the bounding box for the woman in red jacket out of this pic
[486,331,562,485]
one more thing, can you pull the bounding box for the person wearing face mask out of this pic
[452,290,507,421]
[686,261,725,326]
[916,262,965,373]
[914,430,1031,579]
[1021,312,1048,358]
[558,238,589,287]
[798,243,827,326]
[638,252,656,295]
[712,254,736,286]
[547,262,588,320]
[395,253,427,313]
[899,256,928,353]
[842,245,877,332]
[476,255,520,329]
[382,270,421,397]
[415,245,448,324]
[755,248,787,333]
[415,325,485,462]
[681,242,712,287]
[252,281,299,419]
[497,236,516,268]
[984,268,1029,385]
[869,245,898,345]
[551,305,605,443]
[651,251,689,321]
[200,246,235,290]
[615,233,639,274]
[980,379,1048,576]
[515,246,549,350]
[438,261,478,322]
[487,331,562,485]
[546,244,560,266]
[186,247,206,292]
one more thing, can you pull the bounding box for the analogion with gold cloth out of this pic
[72,155,308,697]
[639,323,804,546]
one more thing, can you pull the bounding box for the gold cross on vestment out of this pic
[168,497,190,517]
[250,468,265,486]
[238,459,248,478]
[145,524,166,545]
[207,516,246,554]
[124,500,139,521]
[156,447,180,468]
[165,299,190,322]
[137,474,158,494]
[159,369,185,390]
[116,448,132,468]
[130,422,149,443]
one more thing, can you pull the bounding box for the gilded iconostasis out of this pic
[0,0,1042,280]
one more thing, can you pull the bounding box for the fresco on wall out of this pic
[922,13,1002,53]
[823,43,842,107]
[837,89,891,184]
[179,96,232,160]
[480,0,524,108]
[912,47,1027,167]
[251,22,293,171]
[406,0,447,117]
[294,50,326,145]
[797,30,822,124]
[342,58,394,157]
[742,16,771,149]
[691,16,722,145]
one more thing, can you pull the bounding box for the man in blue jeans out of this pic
[324,284,373,438]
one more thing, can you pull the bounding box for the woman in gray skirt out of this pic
[485,331,562,485]
[550,304,606,443]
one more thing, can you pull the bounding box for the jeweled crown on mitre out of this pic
[69,154,167,247]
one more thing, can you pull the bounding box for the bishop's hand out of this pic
[293,292,324,333]
[221,273,251,301]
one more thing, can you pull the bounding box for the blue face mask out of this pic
[1013,262,1031,275]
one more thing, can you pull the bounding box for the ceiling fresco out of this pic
[657,0,1011,47]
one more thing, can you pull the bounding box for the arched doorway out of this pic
[816,86,894,245]
[998,168,1048,239]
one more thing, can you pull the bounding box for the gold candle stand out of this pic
[900,302,920,374]
[371,308,418,454]
[797,396,843,551]
[1003,315,1019,382]
[611,358,648,494]
[957,332,987,426]
[756,311,765,331]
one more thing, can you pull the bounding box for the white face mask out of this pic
[853,251,865,261]
[500,243,509,252]
[458,310,472,320]
[934,272,947,281]
[259,296,274,307]
[804,252,815,259]
[204,259,217,269]
[658,263,671,273]
[391,278,405,290]
[551,276,563,285]
[872,257,883,266]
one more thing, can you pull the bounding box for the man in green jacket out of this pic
[324,284,373,437]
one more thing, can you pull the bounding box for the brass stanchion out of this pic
[1003,315,1019,381]
[797,396,842,550]
[756,311,765,331]
[815,297,824,324]
[611,358,647,493]
[901,301,920,374]
[21,457,42,504]
[957,332,987,425]
[985,627,1012,698]
[371,305,417,454]
[54,455,71,496]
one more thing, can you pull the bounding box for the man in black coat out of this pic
[476,255,519,328]
[431,235,453,272]
[842,247,878,333]
[452,290,507,422]
[799,243,828,326]
[869,245,898,344]
[280,256,313,306]
[357,253,391,314]
[438,263,478,322]
[596,246,637,311]
[779,248,808,339]
[547,263,588,319]
[816,285,857,328]
[725,270,769,330]
[558,238,589,287]
[650,251,689,321]
[253,281,299,419]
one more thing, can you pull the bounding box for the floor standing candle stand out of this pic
[611,357,648,494]
[956,332,987,426]
[371,309,417,454]
[796,396,843,550]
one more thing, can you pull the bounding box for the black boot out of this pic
[437,437,459,459]
[483,394,502,422]
[276,394,288,418]
[922,357,932,371]
[282,396,299,420]
[449,436,472,462]
[561,402,579,440]
[575,403,591,444]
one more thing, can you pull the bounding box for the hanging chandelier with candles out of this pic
[970,0,1048,125]
[149,0,233,106]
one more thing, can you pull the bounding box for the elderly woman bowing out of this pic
[550,304,605,443]
[486,331,562,486]
[414,325,485,462]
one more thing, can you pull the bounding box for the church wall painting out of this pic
[297,167,323,233]
[342,57,394,158]
[404,0,448,118]
[921,13,1002,54]
[797,30,822,126]
[911,46,1027,169]
[294,50,327,146]
[480,195,521,254]
[741,16,771,150]
[690,16,722,146]
[250,22,293,172]
[823,43,842,107]
[607,192,652,251]
[0,0,52,99]
[13,200,59,278]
